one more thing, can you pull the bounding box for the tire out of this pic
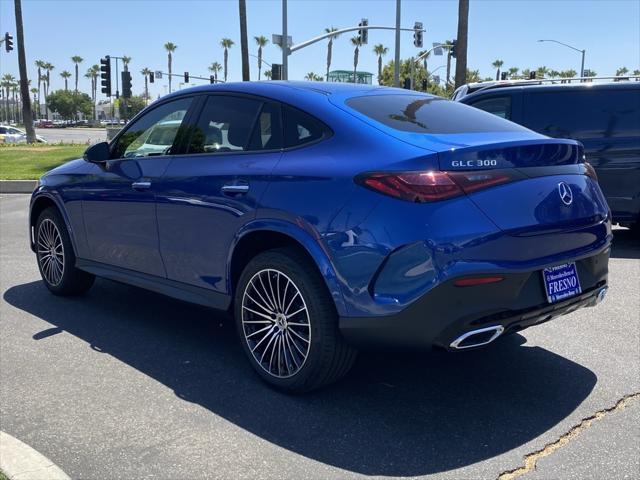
[234,248,357,393]
[35,207,95,296]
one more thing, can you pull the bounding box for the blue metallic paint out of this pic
[31,81,611,339]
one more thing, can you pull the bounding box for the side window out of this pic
[469,95,512,119]
[111,97,192,159]
[188,95,263,154]
[283,106,327,148]
[248,102,282,150]
[0,127,7,134]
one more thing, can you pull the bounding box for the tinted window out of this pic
[524,89,640,138]
[0,127,7,134]
[112,97,192,159]
[469,95,512,119]
[188,95,262,154]
[248,102,282,150]
[346,94,527,133]
[283,106,327,148]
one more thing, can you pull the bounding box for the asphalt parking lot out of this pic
[1,194,638,479]
[35,127,107,145]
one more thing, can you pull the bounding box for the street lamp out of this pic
[537,39,585,78]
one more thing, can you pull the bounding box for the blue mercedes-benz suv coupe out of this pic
[30,81,611,392]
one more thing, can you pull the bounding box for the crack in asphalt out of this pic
[497,392,640,480]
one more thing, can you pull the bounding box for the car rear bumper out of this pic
[339,248,609,350]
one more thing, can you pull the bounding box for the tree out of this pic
[122,55,131,71]
[60,70,72,90]
[373,44,389,85]
[454,0,469,88]
[264,69,272,80]
[443,40,454,86]
[119,95,146,119]
[71,55,83,92]
[616,66,629,76]
[521,68,532,79]
[508,67,519,78]
[35,59,46,118]
[1,74,15,123]
[43,62,54,119]
[46,90,92,120]
[350,36,362,83]
[221,38,234,82]
[536,66,549,78]
[164,42,177,92]
[324,27,339,81]
[141,68,152,104]
[208,62,222,82]
[254,35,269,80]
[549,69,560,78]
[30,87,38,116]
[239,0,249,81]
[492,59,504,81]
[87,64,99,119]
[14,0,35,139]
[379,59,443,95]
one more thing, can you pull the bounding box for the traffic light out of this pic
[413,22,423,48]
[403,77,411,89]
[4,32,13,52]
[358,18,368,45]
[271,63,282,80]
[501,72,508,80]
[421,79,427,91]
[149,72,154,83]
[184,72,189,83]
[121,71,132,98]
[529,71,536,80]
[100,56,111,97]
[210,75,215,84]
[450,39,457,59]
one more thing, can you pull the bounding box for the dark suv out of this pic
[456,81,640,229]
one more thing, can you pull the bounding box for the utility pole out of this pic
[394,0,401,87]
[282,0,288,80]
[454,0,469,89]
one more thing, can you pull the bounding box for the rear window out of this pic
[346,94,527,133]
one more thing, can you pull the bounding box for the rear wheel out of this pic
[234,248,357,393]
[35,207,95,295]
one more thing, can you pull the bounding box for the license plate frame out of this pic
[542,262,582,304]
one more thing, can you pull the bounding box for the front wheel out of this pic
[234,248,357,393]
[35,207,95,296]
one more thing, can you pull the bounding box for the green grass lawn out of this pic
[0,144,86,180]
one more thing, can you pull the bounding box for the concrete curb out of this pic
[0,431,70,480]
[0,181,37,194]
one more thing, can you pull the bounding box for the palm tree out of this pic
[43,62,54,119]
[536,66,549,79]
[239,0,249,81]
[633,69,640,81]
[254,35,269,80]
[304,72,316,81]
[454,0,469,88]
[616,66,629,76]
[35,59,46,118]
[492,59,504,81]
[221,38,234,82]
[324,27,339,81]
[208,62,222,82]
[30,87,38,116]
[87,64,99,119]
[264,69,272,80]
[373,44,388,85]
[71,55,83,92]
[141,68,152,104]
[508,67,519,78]
[1,74,15,123]
[548,70,560,78]
[60,70,72,90]
[350,36,362,83]
[443,40,454,86]
[164,42,177,92]
[122,55,131,71]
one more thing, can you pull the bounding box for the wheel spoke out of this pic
[253,325,277,354]
[245,291,274,315]
[284,290,300,315]
[246,324,273,339]
[286,307,306,319]
[249,279,275,314]
[289,327,310,344]
[257,274,277,311]
[242,305,274,321]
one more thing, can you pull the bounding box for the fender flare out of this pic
[29,189,79,256]
[227,218,349,317]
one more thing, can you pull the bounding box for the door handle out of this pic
[132,181,151,191]
[221,183,250,195]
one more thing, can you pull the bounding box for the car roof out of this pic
[459,80,639,102]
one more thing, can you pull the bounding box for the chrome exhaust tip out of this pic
[450,325,505,350]
[588,286,608,307]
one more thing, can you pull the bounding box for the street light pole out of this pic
[394,0,401,87]
[537,39,586,77]
[282,0,288,80]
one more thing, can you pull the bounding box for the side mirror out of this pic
[83,142,110,163]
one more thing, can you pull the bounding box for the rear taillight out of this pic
[356,169,521,203]
[584,162,598,181]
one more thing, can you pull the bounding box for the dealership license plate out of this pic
[542,263,582,303]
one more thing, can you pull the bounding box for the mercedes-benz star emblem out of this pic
[558,182,573,206]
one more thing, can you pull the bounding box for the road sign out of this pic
[155,71,163,79]
[272,34,292,47]
[432,42,444,56]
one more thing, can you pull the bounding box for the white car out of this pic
[0,125,47,144]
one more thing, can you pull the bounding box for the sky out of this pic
[0,0,638,101]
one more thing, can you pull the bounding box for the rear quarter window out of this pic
[467,95,512,119]
[346,94,527,133]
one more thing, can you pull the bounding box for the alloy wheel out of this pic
[37,218,65,286]
[241,268,311,378]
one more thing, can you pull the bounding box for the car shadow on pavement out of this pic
[4,279,597,477]
[610,228,640,259]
